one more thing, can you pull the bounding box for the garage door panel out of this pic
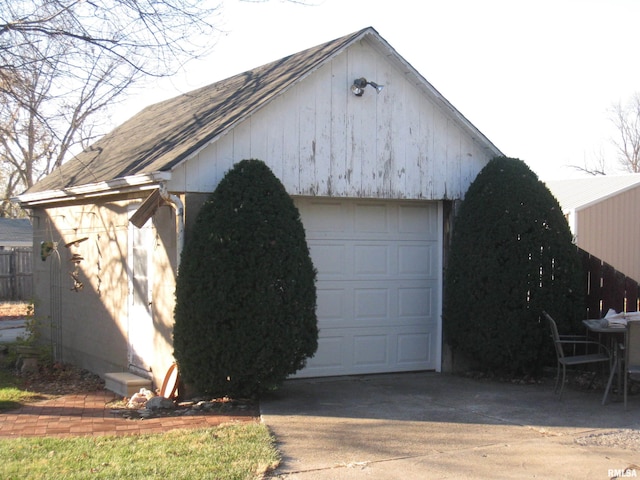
[311,244,346,276]
[398,244,434,276]
[397,332,432,365]
[354,287,389,320]
[398,286,432,318]
[299,201,346,232]
[303,336,345,374]
[399,203,438,238]
[317,242,436,279]
[355,244,389,274]
[353,335,388,367]
[299,325,435,377]
[354,203,388,232]
[295,198,441,377]
[316,280,436,327]
[316,288,345,322]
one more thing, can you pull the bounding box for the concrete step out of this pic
[104,372,152,398]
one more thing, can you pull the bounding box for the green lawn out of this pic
[0,424,280,479]
[0,361,42,410]
[0,348,280,479]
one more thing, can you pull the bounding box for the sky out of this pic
[111,0,640,181]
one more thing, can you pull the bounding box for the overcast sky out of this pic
[112,0,640,181]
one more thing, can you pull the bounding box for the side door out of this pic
[127,212,154,377]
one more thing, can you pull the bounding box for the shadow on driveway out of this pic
[261,372,640,479]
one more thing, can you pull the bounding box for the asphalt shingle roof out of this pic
[0,218,32,247]
[26,26,500,200]
[27,28,368,195]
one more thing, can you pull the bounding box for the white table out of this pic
[583,319,626,405]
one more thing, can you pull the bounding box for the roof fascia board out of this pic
[14,171,171,207]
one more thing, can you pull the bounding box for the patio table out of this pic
[582,319,626,405]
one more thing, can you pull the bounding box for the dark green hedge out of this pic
[443,157,583,376]
[173,159,318,397]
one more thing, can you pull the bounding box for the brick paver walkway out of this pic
[0,390,258,438]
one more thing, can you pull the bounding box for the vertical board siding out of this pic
[0,248,33,301]
[170,40,494,200]
[579,247,640,318]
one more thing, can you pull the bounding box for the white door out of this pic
[294,198,442,377]
[127,213,154,376]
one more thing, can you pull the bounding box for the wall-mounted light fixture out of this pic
[351,77,384,96]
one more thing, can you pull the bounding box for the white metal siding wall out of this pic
[577,188,640,282]
[294,197,442,377]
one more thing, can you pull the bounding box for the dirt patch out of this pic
[17,363,106,399]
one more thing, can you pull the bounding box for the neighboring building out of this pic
[0,218,32,249]
[546,174,640,282]
[14,27,502,389]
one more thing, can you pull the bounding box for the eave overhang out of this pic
[12,172,172,208]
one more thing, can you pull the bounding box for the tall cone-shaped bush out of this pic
[443,157,583,376]
[173,159,318,397]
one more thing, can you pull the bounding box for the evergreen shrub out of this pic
[173,159,318,397]
[443,157,583,376]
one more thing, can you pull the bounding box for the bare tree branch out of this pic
[0,0,310,217]
[0,0,222,217]
[1,1,221,79]
[610,93,640,173]
[568,149,608,176]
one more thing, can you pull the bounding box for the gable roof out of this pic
[0,218,32,247]
[545,174,640,211]
[23,27,501,200]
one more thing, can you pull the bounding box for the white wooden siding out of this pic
[169,39,492,199]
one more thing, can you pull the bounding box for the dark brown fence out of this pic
[0,248,33,301]
[579,247,640,319]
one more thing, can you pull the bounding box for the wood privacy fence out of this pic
[579,247,640,319]
[0,248,33,301]
[0,245,635,315]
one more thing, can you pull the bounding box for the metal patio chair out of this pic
[624,319,640,409]
[543,311,611,399]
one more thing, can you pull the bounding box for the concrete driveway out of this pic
[260,372,640,479]
[0,319,27,343]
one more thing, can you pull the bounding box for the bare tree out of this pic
[0,0,220,216]
[0,39,137,216]
[610,93,640,173]
[0,1,314,217]
[568,93,640,177]
[0,1,219,82]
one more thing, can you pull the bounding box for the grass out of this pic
[0,424,280,479]
[0,356,42,410]
[0,343,280,479]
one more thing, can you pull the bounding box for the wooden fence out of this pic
[0,248,33,301]
[0,245,635,315]
[579,247,640,319]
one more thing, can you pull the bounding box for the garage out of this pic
[295,197,443,377]
[19,28,501,387]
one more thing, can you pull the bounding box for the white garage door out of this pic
[294,198,442,377]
